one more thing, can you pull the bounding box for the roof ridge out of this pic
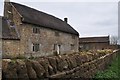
[11,2,65,23]
[80,36,109,39]
[10,2,79,35]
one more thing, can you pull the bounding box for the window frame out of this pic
[71,44,75,50]
[32,43,40,52]
[72,35,75,39]
[33,27,40,34]
[55,31,60,37]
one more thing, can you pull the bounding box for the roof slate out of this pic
[11,2,79,36]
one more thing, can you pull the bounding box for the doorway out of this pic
[54,44,61,54]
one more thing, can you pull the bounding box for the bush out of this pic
[94,53,119,78]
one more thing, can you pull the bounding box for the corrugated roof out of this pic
[2,17,20,40]
[79,36,109,43]
[11,2,79,36]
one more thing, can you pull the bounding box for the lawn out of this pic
[94,52,120,79]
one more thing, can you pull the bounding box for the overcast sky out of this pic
[0,0,119,43]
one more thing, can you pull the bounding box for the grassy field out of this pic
[94,52,120,79]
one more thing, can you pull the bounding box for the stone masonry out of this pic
[2,2,79,58]
[2,50,119,79]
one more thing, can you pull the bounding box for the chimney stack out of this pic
[64,18,68,23]
[5,0,10,2]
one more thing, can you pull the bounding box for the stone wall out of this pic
[3,2,22,58]
[2,50,119,79]
[3,2,79,58]
[20,23,79,57]
[2,40,20,58]
[80,43,109,50]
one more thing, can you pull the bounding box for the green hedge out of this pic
[94,52,120,79]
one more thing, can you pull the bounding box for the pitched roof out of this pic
[11,2,79,36]
[79,36,109,43]
[1,16,20,40]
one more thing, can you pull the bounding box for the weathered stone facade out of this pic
[20,23,79,57]
[2,40,20,58]
[2,2,79,58]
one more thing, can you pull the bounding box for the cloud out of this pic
[0,1,118,38]
[10,0,119,2]
[0,1,3,16]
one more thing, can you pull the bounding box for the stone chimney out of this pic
[4,0,12,18]
[4,0,10,2]
[64,18,68,23]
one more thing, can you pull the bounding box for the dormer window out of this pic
[33,27,40,34]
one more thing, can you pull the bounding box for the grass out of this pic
[94,52,120,79]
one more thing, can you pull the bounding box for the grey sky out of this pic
[0,0,119,39]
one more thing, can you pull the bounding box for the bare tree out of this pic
[110,36,118,45]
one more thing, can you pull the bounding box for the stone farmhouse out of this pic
[2,1,79,58]
[79,36,110,50]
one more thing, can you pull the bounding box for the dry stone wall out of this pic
[2,50,119,79]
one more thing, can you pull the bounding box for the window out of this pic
[55,31,60,36]
[33,27,40,34]
[72,35,75,39]
[32,43,40,52]
[71,44,75,50]
[53,44,56,50]
[80,45,83,48]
